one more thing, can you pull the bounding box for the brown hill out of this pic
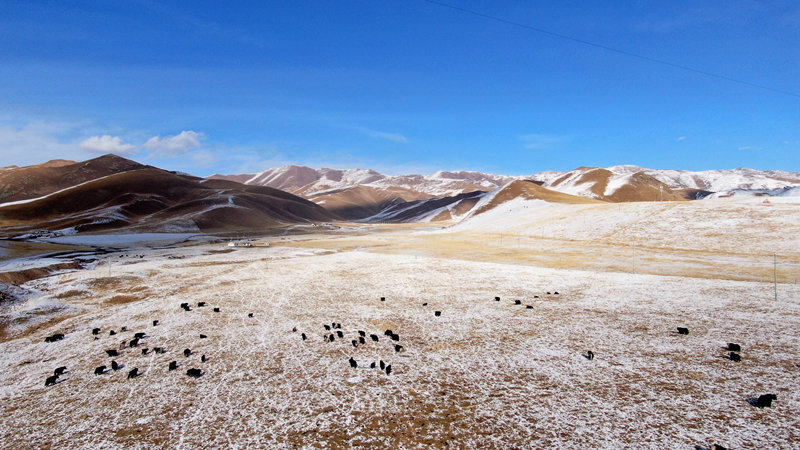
[545,167,687,202]
[0,168,335,235]
[304,185,432,220]
[0,154,149,204]
[472,180,602,217]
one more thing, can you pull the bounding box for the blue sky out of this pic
[1,0,798,176]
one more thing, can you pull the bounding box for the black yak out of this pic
[127,368,139,379]
[755,394,777,408]
[54,366,67,376]
[349,357,358,368]
[44,333,64,343]
[45,375,59,386]
[187,368,203,378]
[677,327,689,335]
[106,349,119,357]
[94,366,106,375]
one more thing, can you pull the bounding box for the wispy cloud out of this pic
[356,126,407,143]
[677,136,687,141]
[519,134,569,150]
[737,145,753,151]
[144,130,204,156]
[79,135,137,155]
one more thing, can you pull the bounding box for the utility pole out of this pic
[774,253,778,301]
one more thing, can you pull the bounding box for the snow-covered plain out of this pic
[1,239,798,448]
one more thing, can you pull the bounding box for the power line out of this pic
[422,0,800,99]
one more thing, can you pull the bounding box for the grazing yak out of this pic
[370,334,379,342]
[435,311,442,316]
[248,313,254,318]
[729,352,741,362]
[187,368,203,378]
[153,320,159,326]
[349,357,358,368]
[92,328,101,335]
[727,343,741,352]
[184,349,192,357]
[105,349,119,357]
[385,365,392,375]
[587,351,594,360]
[127,368,139,379]
[44,333,65,343]
[45,375,59,386]
[94,366,107,375]
[676,327,689,335]
[54,366,67,376]
[213,308,220,312]
[111,360,120,371]
[755,394,777,408]
[168,361,178,371]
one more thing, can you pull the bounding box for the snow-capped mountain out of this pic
[209,165,521,199]
[209,164,800,221]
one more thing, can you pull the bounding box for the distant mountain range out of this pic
[210,164,800,221]
[1,155,798,236]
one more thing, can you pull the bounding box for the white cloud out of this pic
[0,124,76,166]
[79,135,137,155]
[519,134,569,150]
[144,130,204,156]
[677,136,687,141]
[738,146,753,151]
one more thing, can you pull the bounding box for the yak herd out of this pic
[39,289,778,448]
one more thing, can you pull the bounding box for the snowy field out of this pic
[1,240,799,448]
